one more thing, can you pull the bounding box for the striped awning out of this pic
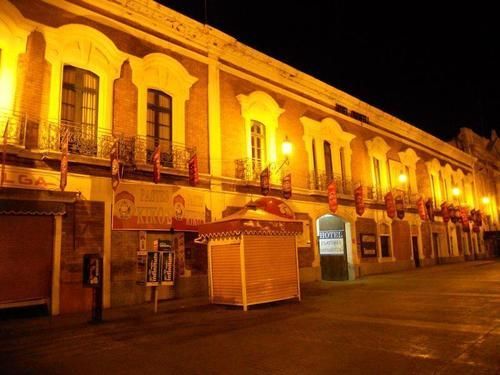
[0,200,66,216]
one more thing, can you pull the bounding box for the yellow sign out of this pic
[112,182,205,231]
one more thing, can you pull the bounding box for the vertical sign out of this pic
[188,154,199,186]
[441,202,450,223]
[152,145,161,184]
[160,251,175,285]
[354,185,365,216]
[282,173,292,200]
[417,197,427,221]
[327,180,338,213]
[60,128,69,191]
[425,198,434,222]
[260,167,270,196]
[384,191,396,219]
[110,139,120,191]
[395,194,405,219]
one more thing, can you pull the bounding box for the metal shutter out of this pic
[0,215,53,307]
[243,235,298,305]
[210,243,242,305]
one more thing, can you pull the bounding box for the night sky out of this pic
[161,1,499,142]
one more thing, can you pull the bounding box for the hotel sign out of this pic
[112,182,205,231]
[319,230,345,255]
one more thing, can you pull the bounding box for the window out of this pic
[430,174,438,206]
[251,120,265,173]
[61,65,99,152]
[147,89,172,163]
[335,104,348,115]
[339,147,347,192]
[380,235,391,257]
[324,141,333,183]
[312,139,319,189]
[373,158,382,196]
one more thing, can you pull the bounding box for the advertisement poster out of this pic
[113,183,205,231]
[160,251,175,285]
[319,230,345,255]
[360,234,377,257]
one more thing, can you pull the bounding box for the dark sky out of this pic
[161,1,499,141]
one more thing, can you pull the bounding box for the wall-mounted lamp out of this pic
[481,196,490,205]
[451,187,461,197]
[282,136,292,157]
[398,173,408,184]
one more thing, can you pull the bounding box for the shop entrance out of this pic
[317,214,349,281]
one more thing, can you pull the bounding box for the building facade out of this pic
[0,0,496,314]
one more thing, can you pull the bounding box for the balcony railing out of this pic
[0,109,27,147]
[235,158,262,181]
[308,171,354,195]
[38,121,194,172]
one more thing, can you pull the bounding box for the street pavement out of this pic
[1,260,499,374]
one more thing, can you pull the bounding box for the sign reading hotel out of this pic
[113,183,205,231]
[319,230,345,255]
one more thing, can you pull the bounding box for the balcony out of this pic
[308,171,354,195]
[0,109,27,147]
[235,158,262,181]
[37,120,194,172]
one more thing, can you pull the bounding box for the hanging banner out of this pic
[425,199,434,222]
[60,128,69,192]
[460,207,470,232]
[110,139,120,191]
[282,173,292,199]
[1,119,8,188]
[473,210,482,227]
[113,183,206,231]
[441,202,450,223]
[354,185,365,216]
[395,194,405,219]
[260,167,270,196]
[188,154,199,186]
[327,180,338,213]
[152,145,161,184]
[449,205,458,223]
[416,197,427,221]
[384,191,396,219]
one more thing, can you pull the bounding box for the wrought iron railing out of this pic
[38,121,194,171]
[235,158,262,181]
[40,121,115,158]
[132,136,195,170]
[308,171,354,195]
[0,109,27,147]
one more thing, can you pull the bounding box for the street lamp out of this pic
[452,187,461,198]
[276,136,292,173]
[398,173,408,184]
[481,196,490,205]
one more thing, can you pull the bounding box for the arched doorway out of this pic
[317,214,349,281]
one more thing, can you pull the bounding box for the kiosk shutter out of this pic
[211,243,242,304]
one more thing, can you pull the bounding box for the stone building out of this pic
[0,0,495,314]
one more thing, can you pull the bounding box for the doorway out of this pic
[317,214,349,281]
[412,236,420,267]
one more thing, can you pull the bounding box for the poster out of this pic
[160,251,175,285]
[360,234,377,257]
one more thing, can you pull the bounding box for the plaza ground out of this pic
[1,260,499,374]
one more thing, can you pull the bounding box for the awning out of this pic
[0,200,66,216]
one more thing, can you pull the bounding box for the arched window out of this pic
[147,89,172,153]
[61,65,99,153]
[251,120,265,172]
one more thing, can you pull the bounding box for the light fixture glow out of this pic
[451,187,461,197]
[398,173,408,184]
[282,137,292,156]
[481,196,490,205]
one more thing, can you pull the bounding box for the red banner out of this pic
[188,154,199,186]
[416,197,427,220]
[425,199,434,222]
[260,167,270,196]
[110,140,120,191]
[152,145,161,184]
[327,180,338,213]
[384,191,396,219]
[60,128,69,192]
[395,194,405,219]
[460,207,470,232]
[441,202,450,223]
[354,185,365,216]
[1,119,8,188]
[282,173,292,200]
